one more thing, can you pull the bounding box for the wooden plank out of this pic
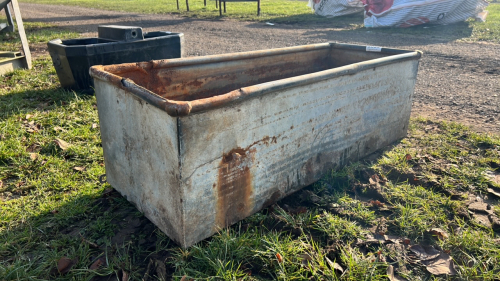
[10,0,31,69]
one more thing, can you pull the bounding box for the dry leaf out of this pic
[404,154,412,161]
[422,252,457,275]
[29,153,38,161]
[384,235,401,243]
[325,257,343,274]
[54,138,70,150]
[180,276,194,281]
[369,200,384,208]
[80,235,99,249]
[369,174,380,185]
[430,228,449,239]
[473,213,492,228]
[276,253,283,263]
[53,126,65,132]
[89,257,105,270]
[468,202,493,215]
[26,143,40,153]
[299,253,312,266]
[155,259,167,280]
[26,114,33,119]
[57,256,77,274]
[487,187,500,198]
[73,166,86,172]
[377,252,387,263]
[122,270,129,281]
[387,265,407,281]
[91,123,98,129]
[303,190,321,203]
[409,245,441,261]
[102,188,114,197]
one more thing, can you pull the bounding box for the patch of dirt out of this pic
[30,43,49,60]
[19,2,500,133]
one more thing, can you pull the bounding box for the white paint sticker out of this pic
[366,46,382,52]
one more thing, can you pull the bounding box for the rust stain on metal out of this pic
[216,147,255,229]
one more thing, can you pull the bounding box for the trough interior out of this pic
[60,38,117,46]
[106,47,390,102]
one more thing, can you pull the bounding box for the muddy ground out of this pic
[20,3,500,133]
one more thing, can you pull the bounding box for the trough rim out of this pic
[89,42,422,117]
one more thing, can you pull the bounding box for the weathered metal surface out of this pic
[0,51,27,75]
[91,43,421,247]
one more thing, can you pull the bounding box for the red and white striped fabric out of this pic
[308,0,364,17]
[362,0,489,28]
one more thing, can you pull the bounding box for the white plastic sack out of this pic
[362,0,489,28]
[308,0,364,17]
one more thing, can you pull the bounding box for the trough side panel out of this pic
[177,59,419,247]
[94,80,184,245]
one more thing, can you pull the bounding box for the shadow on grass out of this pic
[0,86,89,120]
[0,188,174,280]
[0,141,397,280]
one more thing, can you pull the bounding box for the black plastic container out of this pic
[48,26,184,92]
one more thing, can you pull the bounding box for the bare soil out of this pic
[20,3,500,132]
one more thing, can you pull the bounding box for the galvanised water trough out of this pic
[90,43,422,248]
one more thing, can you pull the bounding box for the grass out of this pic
[16,0,500,43]
[1,14,500,281]
[0,21,79,52]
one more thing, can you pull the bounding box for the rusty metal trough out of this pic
[90,43,421,247]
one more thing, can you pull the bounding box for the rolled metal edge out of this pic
[89,43,422,117]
